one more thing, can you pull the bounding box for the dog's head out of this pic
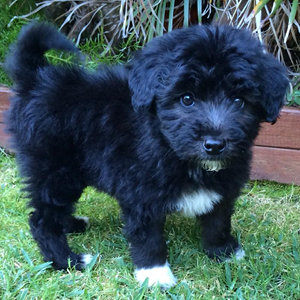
[128,25,289,171]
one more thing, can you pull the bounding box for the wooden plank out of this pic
[0,123,11,152]
[0,87,10,123]
[251,146,300,185]
[0,88,12,151]
[254,107,300,150]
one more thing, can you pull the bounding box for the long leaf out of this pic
[197,0,202,23]
[184,0,189,27]
[156,1,167,36]
[161,0,168,34]
[252,0,270,16]
[168,0,175,32]
[270,0,284,16]
[21,248,33,267]
[284,0,299,43]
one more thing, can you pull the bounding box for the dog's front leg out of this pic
[198,199,245,261]
[124,215,177,288]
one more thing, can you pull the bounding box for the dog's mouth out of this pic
[199,160,225,172]
[188,160,225,181]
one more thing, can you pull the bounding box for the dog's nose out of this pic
[203,138,226,155]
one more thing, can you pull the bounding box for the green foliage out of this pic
[1,150,300,298]
[0,0,143,86]
[287,90,300,106]
[287,79,300,106]
[0,0,44,85]
[6,0,300,74]
[1,0,299,87]
[44,37,141,74]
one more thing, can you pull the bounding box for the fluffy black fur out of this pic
[5,22,288,284]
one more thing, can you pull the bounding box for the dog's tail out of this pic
[5,22,79,92]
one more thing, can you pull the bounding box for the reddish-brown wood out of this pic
[251,146,300,185]
[0,123,10,151]
[0,87,11,151]
[0,87,10,122]
[255,107,300,150]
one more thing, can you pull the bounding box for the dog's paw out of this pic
[74,254,94,270]
[204,235,244,262]
[224,246,245,262]
[134,263,177,289]
[52,253,94,270]
[234,247,245,260]
[75,216,90,228]
[81,253,94,267]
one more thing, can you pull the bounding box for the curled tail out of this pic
[5,22,79,92]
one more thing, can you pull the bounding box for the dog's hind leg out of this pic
[25,164,91,270]
[29,206,92,270]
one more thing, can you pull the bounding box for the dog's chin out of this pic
[199,160,225,172]
[188,160,225,181]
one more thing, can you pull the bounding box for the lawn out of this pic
[1,149,300,299]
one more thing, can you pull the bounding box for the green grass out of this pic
[0,0,41,85]
[287,80,300,107]
[1,149,300,299]
[0,0,140,86]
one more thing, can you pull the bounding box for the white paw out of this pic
[81,254,93,267]
[235,248,245,261]
[225,247,245,262]
[76,216,90,228]
[135,262,177,289]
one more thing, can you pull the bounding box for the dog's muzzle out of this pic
[203,138,226,156]
[198,137,226,172]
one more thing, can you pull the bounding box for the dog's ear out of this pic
[128,48,171,112]
[128,61,157,112]
[259,54,289,124]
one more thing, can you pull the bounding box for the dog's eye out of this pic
[180,95,195,107]
[233,98,245,108]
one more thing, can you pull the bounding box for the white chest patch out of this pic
[175,189,221,217]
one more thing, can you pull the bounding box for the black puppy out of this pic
[5,22,288,288]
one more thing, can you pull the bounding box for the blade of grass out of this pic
[253,0,271,15]
[156,1,167,36]
[75,6,104,45]
[197,0,202,23]
[245,0,270,23]
[270,0,283,16]
[284,0,299,43]
[21,248,33,267]
[168,0,175,32]
[184,0,189,27]
[8,1,50,26]
[91,3,120,37]
[225,262,232,287]
[264,4,284,61]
